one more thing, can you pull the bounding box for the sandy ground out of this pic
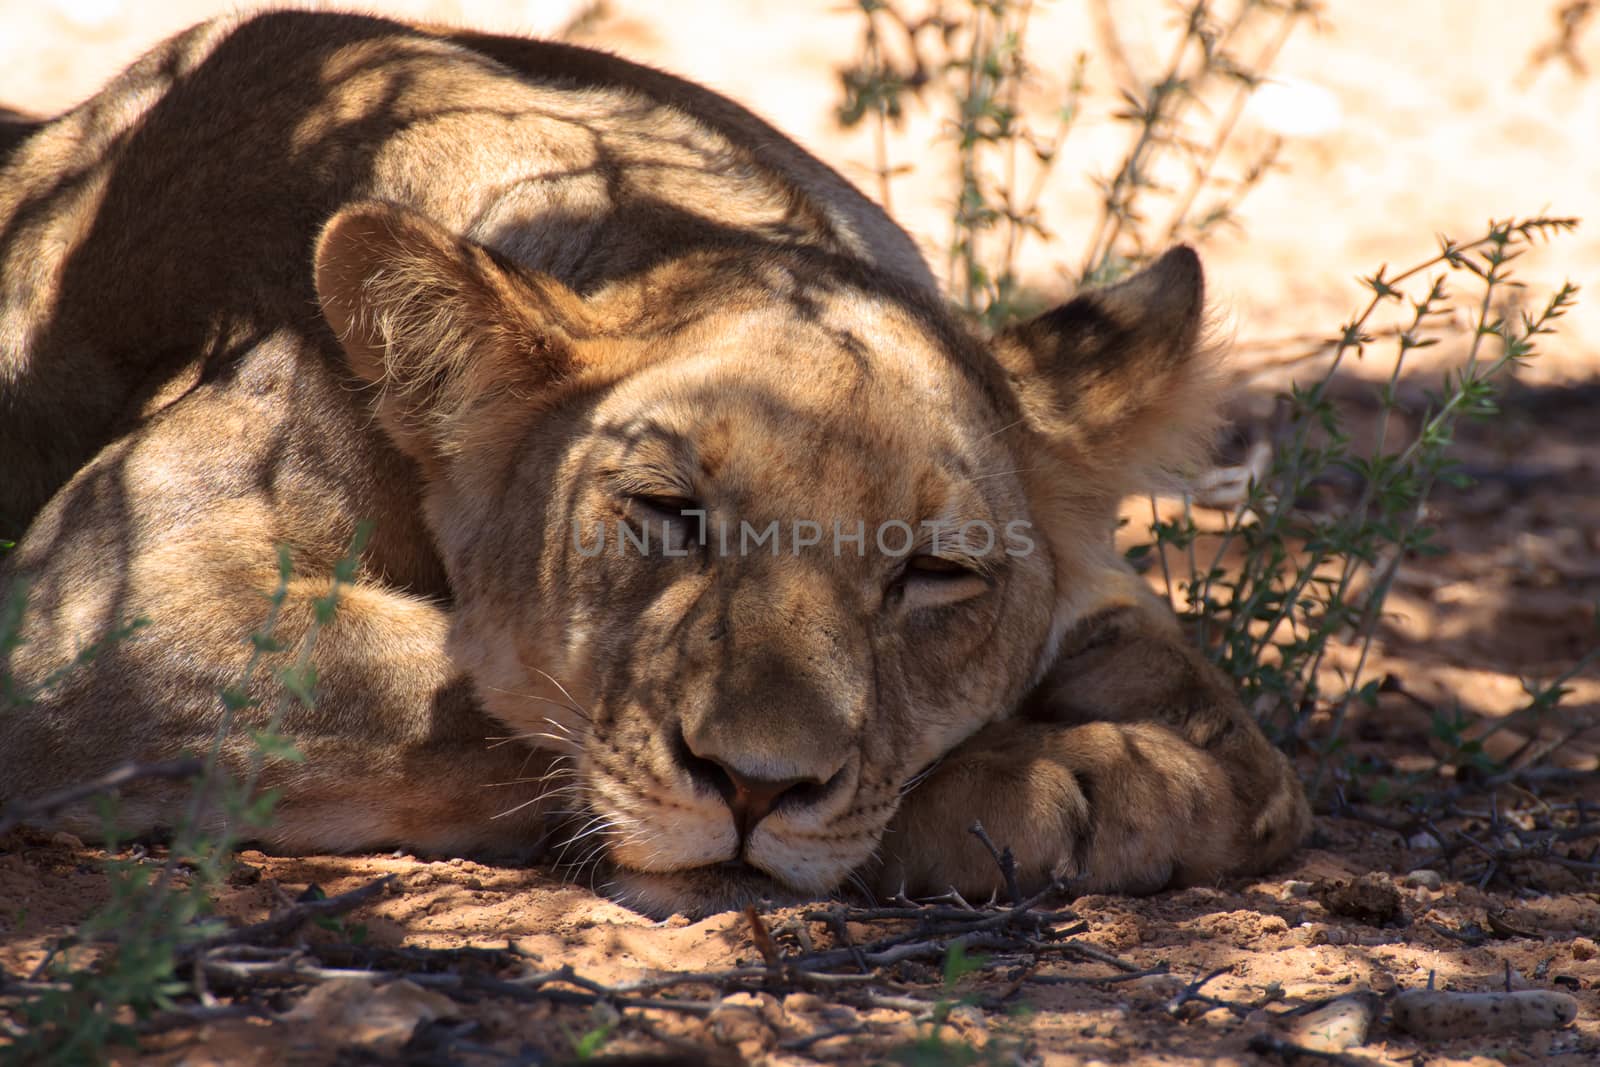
[4,796,1600,1064]
[2,1,1598,1063]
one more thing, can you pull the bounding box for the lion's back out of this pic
[0,10,932,540]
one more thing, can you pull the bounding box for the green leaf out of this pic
[942,941,987,986]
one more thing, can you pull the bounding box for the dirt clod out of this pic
[1315,873,1405,926]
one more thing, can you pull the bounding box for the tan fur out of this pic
[0,10,1308,918]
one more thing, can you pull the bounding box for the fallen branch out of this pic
[967,820,1024,905]
[178,875,395,960]
[1390,987,1579,1039]
[138,1001,271,1036]
[1025,964,1169,986]
[163,878,1112,1037]
[196,953,721,1018]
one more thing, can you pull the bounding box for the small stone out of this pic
[1391,988,1578,1039]
[284,977,456,1055]
[48,831,86,850]
[1288,993,1379,1052]
[1306,926,1391,947]
[1403,869,1442,891]
[1500,966,1532,991]
[1408,830,1441,850]
[1570,937,1597,962]
[1282,880,1316,898]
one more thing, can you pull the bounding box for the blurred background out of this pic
[2,0,1597,378]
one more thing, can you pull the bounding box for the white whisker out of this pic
[492,794,546,820]
[975,415,1025,442]
[899,758,943,796]
[968,466,1039,482]
[486,686,589,722]
[521,666,593,722]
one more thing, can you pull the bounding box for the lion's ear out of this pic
[314,201,590,467]
[994,246,1224,499]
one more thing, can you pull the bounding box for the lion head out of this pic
[314,201,1218,916]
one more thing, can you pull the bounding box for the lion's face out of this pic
[315,202,1207,916]
[493,304,1056,914]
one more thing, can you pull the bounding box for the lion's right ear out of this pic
[314,201,590,467]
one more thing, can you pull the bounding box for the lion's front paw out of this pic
[874,720,1092,901]
[873,720,1248,901]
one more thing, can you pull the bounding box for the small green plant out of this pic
[838,0,1316,322]
[884,940,1011,1067]
[564,1006,621,1060]
[2,524,370,1063]
[1180,221,1580,754]
[940,940,987,986]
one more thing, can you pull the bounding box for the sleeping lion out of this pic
[0,10,1308,917]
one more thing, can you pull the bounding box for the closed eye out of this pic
[626,493,706,548]
[629,492,698,517]
[905,555,971,579]
[893,554,992,611]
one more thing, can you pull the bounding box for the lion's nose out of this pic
[707,761,809,841]
[672,728,830,843]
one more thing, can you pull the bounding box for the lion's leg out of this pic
[1027,600,1313,866]
[0,388,552,857]
[223,578,558,857]
[3,561,553,856]
[877,719,1229,897]
[875,600,1310,900]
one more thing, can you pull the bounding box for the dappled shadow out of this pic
[0,8,1024,902]
[0,8,1471,960]
[0,9,946,540]
[1306,373,1599,763]
[1169,368,1600,742]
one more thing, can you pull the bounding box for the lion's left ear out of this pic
[314,200,592,470]
[993,247,1224,498]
